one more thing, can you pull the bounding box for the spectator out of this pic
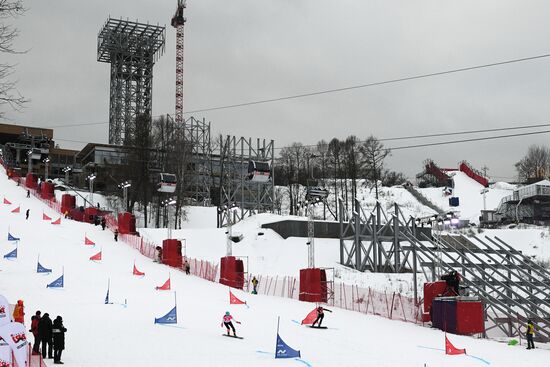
[26,189,30,198]
[251,276,259,294]
[526,319,536,350]
[155,246,163,263]
[13,299,25,323]
[38,312,53,359]
[52,316,67,364]
[30,310,41,354]
[184,259,190,275]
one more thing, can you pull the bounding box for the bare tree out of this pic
[515,145,550,183]
[0,0,26,117]
[361,135,391,200]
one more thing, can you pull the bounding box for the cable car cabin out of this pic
[305,187,329,202]
[247,161,271,183]
[157,173,177,193]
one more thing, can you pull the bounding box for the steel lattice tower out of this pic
[97,18,166,145]
[171,1,186,124]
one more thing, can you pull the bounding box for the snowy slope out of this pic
[2,169,549,366]
[419,171,514,223]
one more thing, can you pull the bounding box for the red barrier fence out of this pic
[459,161,489,187]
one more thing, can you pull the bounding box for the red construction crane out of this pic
[171,0,187,124]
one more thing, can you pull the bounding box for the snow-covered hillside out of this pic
[419,171,514,223]
[2,166,549,366]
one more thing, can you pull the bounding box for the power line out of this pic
[388,129,550,150]
[185,53,550,114]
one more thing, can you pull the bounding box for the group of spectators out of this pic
[29,309,67,364]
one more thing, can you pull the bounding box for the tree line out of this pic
[274,135,406,217]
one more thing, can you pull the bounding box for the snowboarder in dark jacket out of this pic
[114,229,119,242]
[312,306,332,327]
[26,209,30,220]
[52,316,67,364]
[38,313,53,359]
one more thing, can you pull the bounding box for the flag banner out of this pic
[37,261,52,274]
[90,251,102,261]
[0,295,11,327]
[84,236,95,246]
[445,335,466,355]
[133,263,145,276]
[0,322,28,367]
[156,277,171,291]
[47,274,64,288]
[7,233,19,242]
[2,198,11,205]
[301,308,318,325]
[3,248,16,259]
[10,206,20,214]
[154,306,177,324]
[51,217,61,225]
[229,290,246,305]
[275,333,301,359]
[42,213,52,221]
[0,335,11,367]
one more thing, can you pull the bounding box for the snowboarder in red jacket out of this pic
[221,311,240,337]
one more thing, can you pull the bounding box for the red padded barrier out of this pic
[162,239,183,268]
[423,281,448,315]
[84,207,98,223]
[25,173,38,189]
[459,162,489,187]
[40,181,55,200]
[61,194,76,214]
[456,300,484,334]
[219,256,245,289]
[117,212,136,234]
[299,268,328,302]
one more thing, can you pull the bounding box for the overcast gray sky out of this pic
[4,0,550,181]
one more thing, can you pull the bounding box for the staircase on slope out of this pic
[405,185,447,216]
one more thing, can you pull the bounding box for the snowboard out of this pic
[308,325,328,329]
[222,334,244,339]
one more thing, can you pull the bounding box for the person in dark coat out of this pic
[101,217,106,230]
[52,316,67,364]
[25,209,30,220]
[38,312,53,359]
[30,310,41,354]
[114,229,119,242]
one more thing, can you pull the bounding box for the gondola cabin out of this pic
[158,173,177,193]
[247,160,271,183]
[305,187,329,202]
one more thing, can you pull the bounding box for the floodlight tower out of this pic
[172,0,187,124]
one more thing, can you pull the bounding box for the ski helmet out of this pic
[225,311,230,315]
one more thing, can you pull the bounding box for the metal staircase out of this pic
[404,185,447,216]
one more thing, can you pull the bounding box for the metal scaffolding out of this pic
[217,136,274,227]
[339,199,550,341]
[181,116,212,204]
[97,18,166,145]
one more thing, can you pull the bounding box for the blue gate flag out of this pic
[275,334,301,359]
[3,248,17,259]
[154,306,177,324]
[37,261,52,273]
[47,274,64,288]
[7,233,19,241]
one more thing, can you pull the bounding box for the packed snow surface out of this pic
[1,168,548,366]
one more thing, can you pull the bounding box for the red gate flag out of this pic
[156,277,171,290]
[301,308,318,325]
[3,198,11,205]
[90,251,102,261]
[43,213,52,220]
[133,262,145,276]
[445,335,466,355]
[51,217,61,225]
[11,206,19,214]
[84,236,95,246]
[229,290,246,305]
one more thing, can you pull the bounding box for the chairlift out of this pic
[305,187,329,202]
[247,160,271,183]
[157,173,177,193]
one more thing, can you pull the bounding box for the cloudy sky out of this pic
[4,0,550,180]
